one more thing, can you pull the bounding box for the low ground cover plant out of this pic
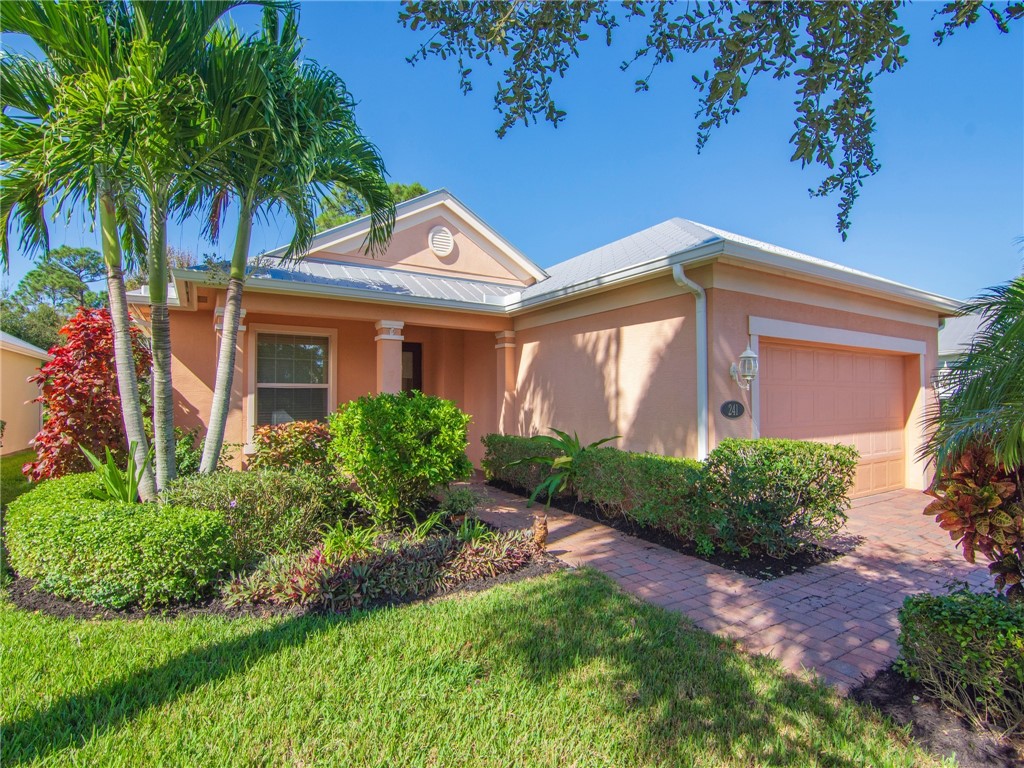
[224,528,536,612]
[162,469,345,565]
[330,392,473,528]
[898,588,1024,735]
[484,434,857,559]
[5,473,231,608]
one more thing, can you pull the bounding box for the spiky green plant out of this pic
[924,277,1024,470]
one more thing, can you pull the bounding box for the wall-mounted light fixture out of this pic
[730,343,759,390]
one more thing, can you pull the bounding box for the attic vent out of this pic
[428,226,454,258]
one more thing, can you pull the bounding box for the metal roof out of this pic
[248,258,520,307]
[0,330,51,359]
[155,205,960,316]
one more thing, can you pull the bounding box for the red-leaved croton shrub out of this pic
[25,308,151,482]
[248,420,332,475]
[925,446,1024,603]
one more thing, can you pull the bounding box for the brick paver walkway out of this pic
[473,480,990,692]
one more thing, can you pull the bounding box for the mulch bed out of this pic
[488,480,849,580]
[852,665,1023,768]
[3,552,565,623]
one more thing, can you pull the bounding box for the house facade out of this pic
[0,331,49,456]
[128,190,959,498]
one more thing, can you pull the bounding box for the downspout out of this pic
[672,264,708,459]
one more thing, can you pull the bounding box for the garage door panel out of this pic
[761,341,906,497]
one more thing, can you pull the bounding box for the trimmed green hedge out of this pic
[5,473,232,609]
[162,469,346,565]
[898,589,1024,734]
[481,433,563,492]
[482,434,858,558]
[574,447,702,530]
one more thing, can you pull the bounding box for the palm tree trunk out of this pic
[147,203,176,490]
[100,188,157,502]
[199,205,252,474]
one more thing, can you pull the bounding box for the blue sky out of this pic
[4,2,1022,301]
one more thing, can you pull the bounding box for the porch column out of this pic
[495,330,516,434]
[375,320,405,394]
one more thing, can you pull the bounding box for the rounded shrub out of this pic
[330,392,473,528]
[162,469,346,564]
[5,473,231,609]
[700,438,858,557]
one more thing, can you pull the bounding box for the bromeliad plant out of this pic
[511,429,619,508]
[924,446,1024,603]
[80,442,154,503]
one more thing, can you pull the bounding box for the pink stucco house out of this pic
[128,190,959,498]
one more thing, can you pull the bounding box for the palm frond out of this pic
[923,277,1024,469]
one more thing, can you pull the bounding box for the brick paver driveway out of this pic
[474,482,990,692]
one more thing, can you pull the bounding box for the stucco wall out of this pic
[513,287,699,456]
[168,305,498,467]
[1,348,44,455]
[706,273,941,488]
[320,216,527,285]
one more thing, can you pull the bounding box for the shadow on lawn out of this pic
[3,611,353,765]
[5,569,920,767]
[469,569,916,767]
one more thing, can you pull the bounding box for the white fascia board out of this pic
[715,243,961,315]
[504,241,726,313]
[0,337,52,360]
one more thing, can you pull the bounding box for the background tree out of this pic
[11,247,106,311]
[400,1,1023,239]
[0,295,63,351]
[317,181,426,230]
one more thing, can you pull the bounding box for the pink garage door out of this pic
[760,341,906,498]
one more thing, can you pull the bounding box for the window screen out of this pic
[255,333,329,425]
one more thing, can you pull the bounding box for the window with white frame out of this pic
[255,333,330,425]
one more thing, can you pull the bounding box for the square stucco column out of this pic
[495,330,517,434]
[375,320,405,394]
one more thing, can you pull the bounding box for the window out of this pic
[256,333,329,425]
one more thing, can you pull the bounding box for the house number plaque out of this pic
[720,400,745,419]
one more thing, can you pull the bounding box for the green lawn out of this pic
[0,569,940,767]
[1,450,34,508]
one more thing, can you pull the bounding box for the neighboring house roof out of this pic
[0,331,51,360]
[938,313,983,357]
[145,190,960,317]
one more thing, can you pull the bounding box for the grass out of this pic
[0,569,942,767]
[1,449,34,508]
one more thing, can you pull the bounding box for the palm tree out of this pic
[118,2,262,490]
[197,10,395,472]
[1,1,158,499]
[924,276,1024,470]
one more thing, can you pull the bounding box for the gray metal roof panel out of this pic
[246,259,521,306]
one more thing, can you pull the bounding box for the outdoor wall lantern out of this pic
[730,343,759,390]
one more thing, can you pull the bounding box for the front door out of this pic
[402,342,422,393]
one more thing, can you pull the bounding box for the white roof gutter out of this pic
[672,264,709,460]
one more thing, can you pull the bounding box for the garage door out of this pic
[760,342,906,497]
